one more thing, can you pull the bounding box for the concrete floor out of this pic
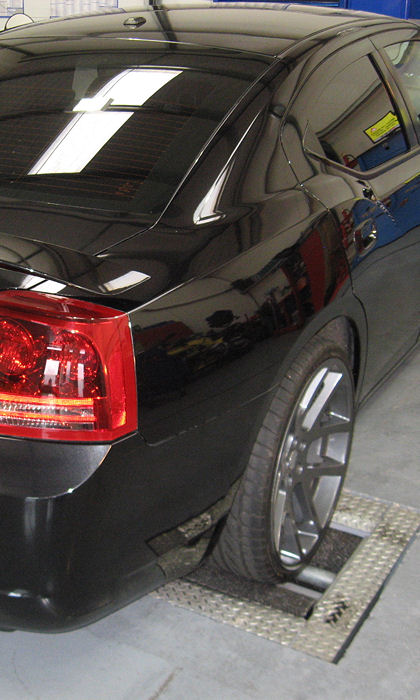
[0,348,418,700]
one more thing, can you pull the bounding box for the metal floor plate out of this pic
[151,490,420,663]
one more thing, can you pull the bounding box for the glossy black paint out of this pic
[0,5,418,631]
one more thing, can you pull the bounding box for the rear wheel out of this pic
[212,326,355,580]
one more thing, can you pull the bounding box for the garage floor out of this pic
[0,348,418,700]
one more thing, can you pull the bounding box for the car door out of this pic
[282,32,420,397]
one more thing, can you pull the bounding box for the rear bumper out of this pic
[0,435,111,498]
[0,559,165,633]
[0,434,165,632]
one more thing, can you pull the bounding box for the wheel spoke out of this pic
[281,510,304,563]
[296,478,322,533]
[307,421,351,445]
[272,487,287,551]
[307,456,347,479]
[301,370,344,432]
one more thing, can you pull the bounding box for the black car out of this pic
[0,2,418,632]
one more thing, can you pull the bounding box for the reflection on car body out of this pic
[0,2,418,632]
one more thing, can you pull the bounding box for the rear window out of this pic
[0,46,265,214]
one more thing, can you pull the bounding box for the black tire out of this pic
[212,325,355,581]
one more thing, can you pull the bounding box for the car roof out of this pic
[1,1,413,58]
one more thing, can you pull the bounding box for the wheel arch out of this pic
[275,293,368,406]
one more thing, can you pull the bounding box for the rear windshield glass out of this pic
[0,46,265,214]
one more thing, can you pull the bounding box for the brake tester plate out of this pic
[151,491,420,663]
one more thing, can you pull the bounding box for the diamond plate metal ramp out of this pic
[151,491,420,663]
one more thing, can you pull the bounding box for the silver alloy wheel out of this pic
[270,357,354,571]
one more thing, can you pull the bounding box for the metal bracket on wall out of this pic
[151,490,420,663]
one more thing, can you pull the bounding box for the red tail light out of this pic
[0,291,137,442]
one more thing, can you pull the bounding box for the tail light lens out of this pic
[0,291,137,442]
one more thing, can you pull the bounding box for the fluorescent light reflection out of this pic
[29,112,132,175]
[102,270,150,292]
[21,276,67,293]
[29,280,67,294]
[73,68,181,112]
[29,68,181,176]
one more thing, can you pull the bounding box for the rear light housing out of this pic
[0,291,137,442]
